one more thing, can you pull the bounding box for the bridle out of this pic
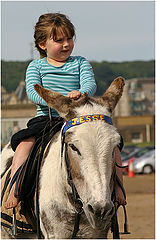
[62,114,113,134]
[61,114,130,238]
[61,114,115,238]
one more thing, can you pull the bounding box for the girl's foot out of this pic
[115,184,127,205]
[4,184,19,209]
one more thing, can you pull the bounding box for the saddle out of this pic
[1,118,64,237]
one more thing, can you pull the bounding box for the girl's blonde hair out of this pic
[34,13,75,58]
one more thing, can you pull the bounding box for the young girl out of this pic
[5,13,126,209]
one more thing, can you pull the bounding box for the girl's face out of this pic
[39,30,74,62]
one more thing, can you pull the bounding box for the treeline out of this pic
[91,60,154,95]
[2,59,154,96]
[2,60,30,93]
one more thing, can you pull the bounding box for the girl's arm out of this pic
[25,61,47,106]
[79,57,97,96]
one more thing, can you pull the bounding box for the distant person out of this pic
[5,13,126,209]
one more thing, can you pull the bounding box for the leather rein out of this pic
[61,137,83,238]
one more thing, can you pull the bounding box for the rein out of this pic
[61,136,83,238]
[65,142,84,238]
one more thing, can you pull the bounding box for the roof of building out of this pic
[15,81,27,102]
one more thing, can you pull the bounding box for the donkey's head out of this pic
[34,77,125,230]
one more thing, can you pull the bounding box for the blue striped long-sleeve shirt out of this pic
[25,56,97,117]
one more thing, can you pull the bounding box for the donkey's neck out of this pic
[39,132,74,211]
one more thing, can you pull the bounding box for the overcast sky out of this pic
[1,0,155,62]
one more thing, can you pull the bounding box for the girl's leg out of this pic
[4,137,35,209]
[115,147,127,205]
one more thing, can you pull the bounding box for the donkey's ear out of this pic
[34,84,89,120]
[34,84,73,119]
[95,77,125,113]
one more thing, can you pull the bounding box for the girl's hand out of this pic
[67,90,82,99]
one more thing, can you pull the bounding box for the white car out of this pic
[133,150,155,174]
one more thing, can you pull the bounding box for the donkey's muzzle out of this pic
[87,202,114,219]
[83,201,114,229]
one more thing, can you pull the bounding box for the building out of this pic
[15,81,29,103]
[1,81,31,105]
[114,115,155,143]
[1,104,36,147]
[113,77,155,144]
[1,81,35,147]
[115,78,155,117]
[1,86,10,104]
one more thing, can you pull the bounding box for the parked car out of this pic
[133,150,155,174]
[121,147,143,173]
[121,146,155,161]
[121,146,155,174]
[121,148,139,161]
[123,145,138,153]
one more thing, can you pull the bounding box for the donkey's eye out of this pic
[69,144,81,156]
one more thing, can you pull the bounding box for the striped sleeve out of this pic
[25,61,47,106]
[79,57,97,96]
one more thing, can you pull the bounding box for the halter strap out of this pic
[62,114,113,134]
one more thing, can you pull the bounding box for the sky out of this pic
[1,0,155,62]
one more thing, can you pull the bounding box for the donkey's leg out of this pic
[40,210,72,238]
[40,217,49,239]
[39,207,55,239]
[40,202,73,239]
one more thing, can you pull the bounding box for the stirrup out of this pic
[11,207,17,236]
[118,205,131,235]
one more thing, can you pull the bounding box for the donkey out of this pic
[1,77,125,239]
[34,76,125,239]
